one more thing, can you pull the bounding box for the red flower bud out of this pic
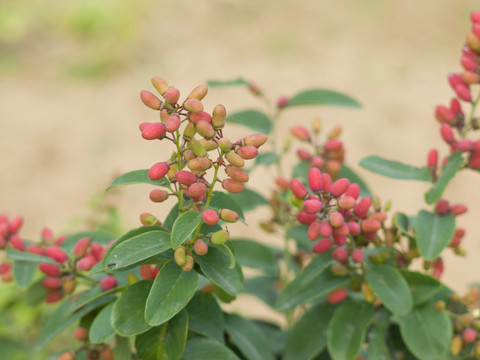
[45,291,63,303]
[140,90,163,110]
[148,162,169,180]
[165,114,181,133]
[276,96,289,108]
[318,221,332,237]
[46,246,68,263]
[183,99,204,113]
[327,288,348,304]
[361,219,381,232]
[202,209,219,226]
[472,11,480,24]
[73,237,91,258]
[329,211,344,228]
[290,179,308,199]
[297,212,317,225]
[333,233,347,246]
[43,277,62,290]
[28,244,45,256]
[222,178,245,193]
[325,139,343,151]
[330,178,350,198]
[427,149,438,168]
[451,204,468,216]
[76,257,94,271]
[189,111,213,124]
[461,56,478,72]
[188,182,207,198]
[9,235,24,251]
[440,124,455,144]
[308,168,323,191]
[322,173,332,193]
[39,263,60,277]
[307,221,321,241]
[354,197,372,218]
[435,199,450,215]
[290,125,310,141]
[100,276,118,291]
[312,238,332,254]
[310,156,325,168]
[275,177,289,190]
[164,87,180,104]
[351,249,364,263]
[332,248,348,264]
[9,216,23,233]
[302,199,322,214]
[237,146,258,160]
[462,328,477,344]
[175,170,197,186]
[434,105,454,124]
[455,84,472,102]
[338,195,356,210]
[149,189,169,203]
[345,183,360,199]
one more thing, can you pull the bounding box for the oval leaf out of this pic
[366,265,412,316]
[226,109,272,135]
[230,239,279,275]
[254,151,280,167]
[394,212,413,238]
[194,245,244,297]
[283,302,336,360]
[397,304,452,360]
[67,285,121,314]
[186,291,225,343]
[107,169,169,190]
[228,188,269,212]
[225,314,276,360]
[112,280,153,336]
[286,88,361,108]
[399,270,442,305]
[145,261,198,326]
[367,307,393,360]
[6,248,56,264]
[415,210,455,260]
[244,275,279,307]
[89,302,115,343]
[135,309,188,360]
[424,152,465,204]
[359,156,432,181]
[104,230,171,271]
[13,261,36,286]
[181,337,240,360]
[171,211,202,249]
[327,299,375,360]
[207,78,249,88]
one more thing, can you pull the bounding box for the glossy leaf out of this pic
[298,251,334,287]
[195,245,243,296]
[104,230,171,271]
[25,279,50,306]
[113,335,131,360]
[415,210,455,260]
[67,285,121,314]
[181,337,240,360]
[399,270,442,305]
[171,211,202,249]
[226,109,272,134]
[283,302,335,360]
[186,291,225,343]
[209,191,245,221]
[13,260,36,286]
[135,309,188,360]
[367,307,393,360]
[327,299,375,360]
[36,295,115,349]
[359,156,432,181]
[225,314,276,360]
[286,88,361,108]
[164,203,180,230]
[107,169,169,190]
[244,275,279,308]
[366,265,412,316]
[228,188,269,212]
[276,266,348,312]
[255,151,280,167]
[145,261,198,326]
[424,152,464,204]
[6,248,56,264]
[338,164,371,197]
[89,302,115,343]
[207,78,249,87]
[397,304,452,360]
[112,280,152,336]
[230,239,279,275]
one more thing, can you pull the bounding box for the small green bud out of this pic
[211,229,229,245]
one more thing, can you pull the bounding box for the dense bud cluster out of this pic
[138,78,267,270]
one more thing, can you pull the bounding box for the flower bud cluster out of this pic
[0,214,25,282]
[430,12,480,172]
[139,78,267,270]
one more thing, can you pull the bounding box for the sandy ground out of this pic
[1,1,480,323]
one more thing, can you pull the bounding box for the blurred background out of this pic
[1,0,479,352]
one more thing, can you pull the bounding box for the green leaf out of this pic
[89,302,115,343]
[135,309,188,360]
[298,251,334,287]
[230,239,279,275]
[367,307,393,360]
[36,295,115,349]
[186,291,225,343]
[145,261,198,326]
[276,265,348,312]
[424,152,465,204]
[366,265,412,316]
[164,203,180,230]
[113,335,132,360]
[255,151,280,167]
[226,109,272,134]
[25,279,50,306]
[253,320,286,356]
[104,230,171,271]
[225,314,276,360]
[209,191,245,221]
[181,337,240,360]
[283,302,335,360]
[207,78,250,87]
[67,285,121,314]
[292,161,309,180]
[112,280,153,336]
[6,248,56,264]
[195,245,244,297]
[286,88,361,108]
[171,211,203,249]
[244,275,279,308]
[397,304,452,360]
[228,188,269,212]
[13,260,36,286]
[394,212,413,238]
[359,156,432,181]
[415,210,456,260]
[399,270,442,305]
[286,225,312,251]
[327,299,375,360]
[107,169,169,190]
[338,164,371,197]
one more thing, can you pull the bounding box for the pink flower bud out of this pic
[451,204,467,216]
[9,217,23,234]
[91,242,105,262]
[188,182,207,198]
[202,209,219,226]
[330,178,350,198]
[318,221,332,237]
[454,84,472,102]
[307,221,321,241]
[322,173,332,193]
[175,170,197,186]
[440,124,455,144]
[310,156,325,168]
[100,276,118,291]
[195,120,215,139]
[345,183,360,199]
[297,212,317,225]
[351,249,364,263]
[275,177,289,190]
[308,168,323,191]
[290,125,310,141]
[243,133,268,148]
[46,246,68,263]
[148,162,169,180]
[333,222,350,237]
[472,11,480,24]
[39,263,60,277]
[462,328,477,344]
[435,199,450,215]
[354,197,372,218]
[329,211,344,228]
[194,240,208,256]
[141,122,166,140]
[289,179,308,199]
[361,219,381,232]
[222,178,244,193]
[332,248,348,264]
[73,237,91,258]
[189,111,212,124]
[164,87,180,104]
[434,105,454,123]
[28,244,45,256]
[140,90,163,110]
[302,199,323,214]
[456,139,472,152]
[41,227,54,242]
[276,96,289,108]
[237,146,258,160]
[43,277,62,290]
[76,257,94,271]
[225,166,249,183]
[149,189,169,203]
[45,291,63,303]
[183,99,204,113]
[448,73,466,90]
[165,114,181,133]
[338,195,356,210]
[461,56,478,72]
[325,139,343,151]
[9,235,24,251]
[327,288,347,304]
[333,233,347,246]
[312,238,332,254]
[427,149,438,168]
[450,98,463,115]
